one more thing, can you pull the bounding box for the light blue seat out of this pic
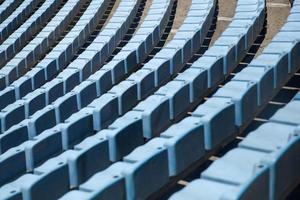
[22,88,46,118]
[28,105,57,138]
[0,184,22,200]
[0,86,15,110]
[57,68,80,94]
[213,80,258,126]
[11,75,32,100]
[133,94,170,138]
[175,67,207,103]
[69,58,92,82]
[155,80,190,119]
[67,135,110,187]
[0,145,26,187]
[59,190,92,200]
[25,125,63,171]
[77,162,129,200]
[143,58,171,87]
[8,152,70,200]
[41,78,64,104]
[192,97,236,150]
[169,179,249,200]
[192,55,224,88]
[263,41,299,74]
[109,80,138,115]
[26,67,45,89]
[161,116,205,176]
[0,120,29,154]
[90,93,119,131]
[155,47,182,75]
[61,107,94,150]
[127,69,155,100]
[53,92,78,123]
[122,138,169,200]
[101,60,126,84]
[105,111,143,161]
[87,69,113,97]
[270,100,300,126]
[250,54,288,89]
[232,65,274,106]
[0,100,25,133]
[72,80,97,109]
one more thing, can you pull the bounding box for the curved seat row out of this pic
[169,92,300,200]
[0,0,43,46]
[0,0,90,89]
[0,0,170,151]
[0,0,63,67]
[0,0,22,24]
[0,0,172,190]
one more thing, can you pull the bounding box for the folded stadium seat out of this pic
[0,120,29,154]
[232,66,274,106]
[27,105,57,138]
[191,97,236,150]
[154,80,190,120]
[133,94,171,138]
[25,125,63,171]
[66,134,110,188]
[60,107,94,150]
[61,162,130,200]
[105,110,144,162]
[0,144,27,187]
[121,138,169,200]
[168,179,247,200]
[213,80,258,126]
[160,116,205,176]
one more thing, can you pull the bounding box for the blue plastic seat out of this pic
[122,138,169,200]
[53,92,78,123]
[109,80,138,115]
[161,116,205,176]
[133,94,170,138]
[213,80,258,126]
[25,125,63,171]
[105,111,143,161]
[67,134,110,187]
[90,93,119,131]
[61,107,94,150]
[0,145,27,187]
[192,97,236,150]
[155,80,190,119]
